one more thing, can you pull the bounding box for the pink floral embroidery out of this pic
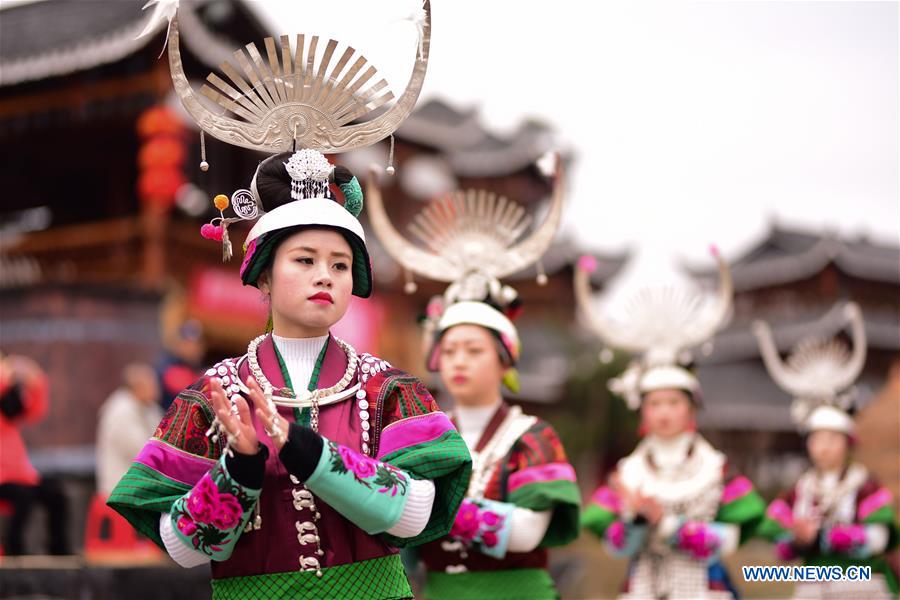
[177,516,198,536]
[605,520,626,550]
[339,446,378,479]
[677,521,721,560]
[451,500,507,548]
[451,501,481,542]
[827,524,866,553]
[775,539,796,561]
[211,494,243,530]
[187,474,219,524]
[482,531,499,548]
[481,510,501,528]
[326,442,409,496]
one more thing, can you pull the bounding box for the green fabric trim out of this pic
[272,334,329,428]
[424,568,557,600]
[581,503,616,539]
[107,462,192,549]
[379,429,472,548]
[716,488,766,524]
[210,553,412,600]
[756,515,789,542]
[862,505,895,525]
[508,479,581,548]
[305,438,411,534]
[716,488,766,544]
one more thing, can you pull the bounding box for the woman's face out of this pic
[640,388,694,439]
[807,429,849,472]
[437,324,505,407]
[259,228,353,338]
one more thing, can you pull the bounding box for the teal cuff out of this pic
[169,453,261,561]
[305,437,412,534]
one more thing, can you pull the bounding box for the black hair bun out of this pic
[254,152,295,212]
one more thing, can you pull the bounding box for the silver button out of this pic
[361,421,370,431]
[358,400,369,410]
[359,410,369,421]
[217,366,227,376]
[362,431,370,442]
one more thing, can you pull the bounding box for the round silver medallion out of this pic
[230,189,258,219]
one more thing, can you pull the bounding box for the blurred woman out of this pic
[577,251,765,599]
[755,303,897,599]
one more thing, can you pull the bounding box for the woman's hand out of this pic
[246,376,289,452]
[209,377,258,455]
[793,517,820,546]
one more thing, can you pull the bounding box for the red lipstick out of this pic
[309,292,333,305]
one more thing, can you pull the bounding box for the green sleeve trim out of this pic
[508,479,581,548]
[379,429,472,548]
[756,515,790,542]
[717,488,766,524]
[581,503,617,539]
[862,505,894,525]
[107,462,193,549]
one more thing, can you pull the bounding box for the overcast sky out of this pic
[252,0,898,293]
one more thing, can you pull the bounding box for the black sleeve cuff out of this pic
[225,443,269,489]
[278,424,324,483]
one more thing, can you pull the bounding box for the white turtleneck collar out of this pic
[455,398,503,450]
[644,431,695,471]
[272,333,329,391]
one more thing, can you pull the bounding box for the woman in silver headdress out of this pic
[367,158,581,599]
[108,4,474,598]
[755,303,897,599]
[577,250,766,599]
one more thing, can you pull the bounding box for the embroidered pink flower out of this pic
[177,516,198,536]
[678,521,720,560]
[339,446,378,479]
[775,539,796,561]
[210,493,243,530]
[481,510,502,528]
[827,524,865,553]
[451,501,481,542]
[482,530,499,548]
[606,520,626,550]
[187,474,218,524]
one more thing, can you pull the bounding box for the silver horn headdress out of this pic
[366,151,565,302]
[165,1,431,156]
[574,247,733,409]
[367,152,565,392]
[753,302,866,432]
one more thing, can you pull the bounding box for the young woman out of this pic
[109,148,471,598]
[413,299,581,599]
[109,6,472,596]
[366,157,580,599]
[755,303,897,599]
[576,252,766,599]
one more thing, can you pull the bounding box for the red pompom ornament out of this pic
[200,223,224,242]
